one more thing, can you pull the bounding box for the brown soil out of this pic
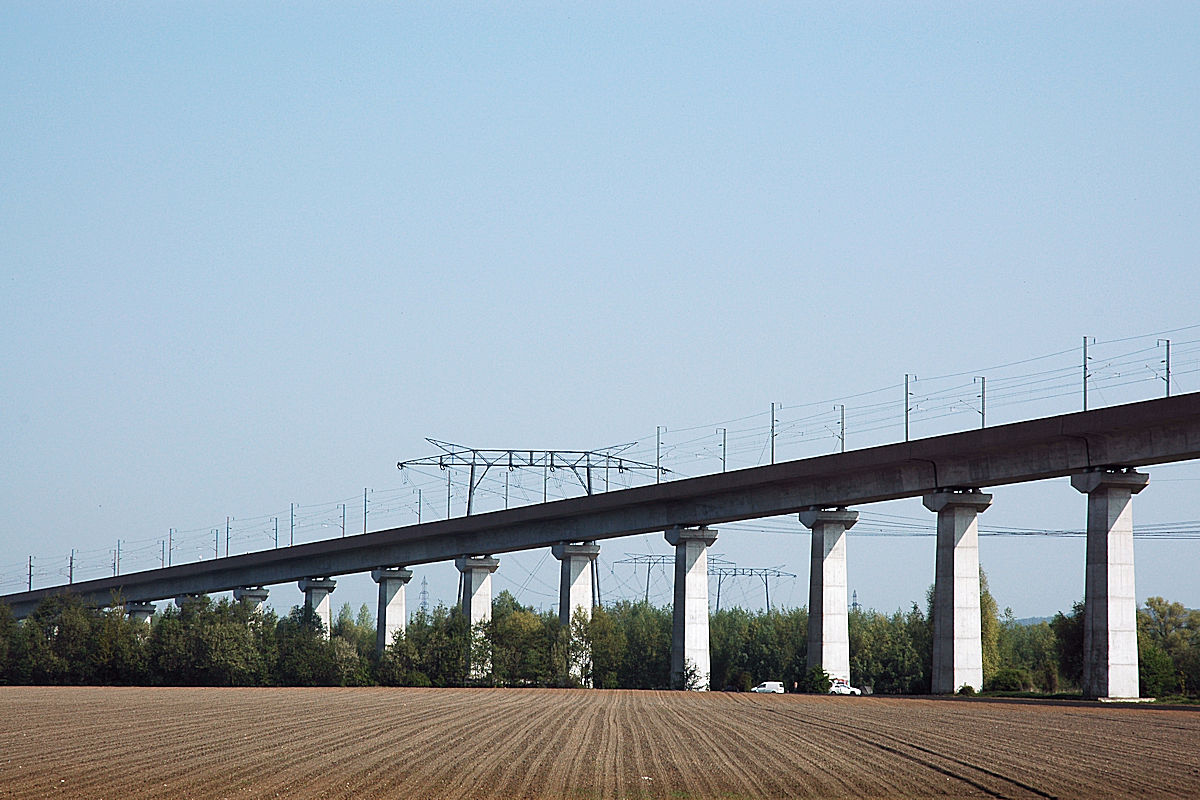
[1,687,1198,799]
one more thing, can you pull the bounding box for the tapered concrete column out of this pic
[371,567,413,653]
[233,587,269,612]
[298,577,337,639]
[553,542,600,688]
[455,556,499,627]
[457,556,499,681]
[552,542,600,626]
[799,508,857,683]
[1072,468,1148,700]
[924,489,992,694]
[126,601,156,626]
[665,526,717,690]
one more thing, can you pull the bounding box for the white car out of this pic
[829,679,862,696]
[751,681,784,694]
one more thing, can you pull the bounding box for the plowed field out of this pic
[2,687,1198,799]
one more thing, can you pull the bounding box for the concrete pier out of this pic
[298,577,337,638]
[665,526,717,690]
[799,508,857,683]
[126,601,156,626]
[456,556,499,627]
[553,542,600,688]
[1072,468,1148,700]
[371,567,413,653]
[233,587,269,612]
[552,542,600,626]
[457,556,499,680]
[924,489,992,694]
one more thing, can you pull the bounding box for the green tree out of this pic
[796,665,831,693]
[0,603,15,684]
[330,637,371,685]
[1139,597,1198,653]
[330,602,375,683]
[8,618,46,683]
[849,604,929,694]
[333,603,357,640]
[1180,646,1200,698]
[773,608,809,691]
[147,606,193,684]
[274,606,339,686]
[403,604,469,687]
[1138,639,1176,697]
[332,603,376,656]
[251,608,280,681]
[376,627,425,686]
[584,605,626,689]
[90,606,148,685]
[979,569,1000,684]
[1139,596,1200,695]
[734,608,808,691]
[15,594,98,684]
[547,614,575,688]
[677,657,703,690]
[1138,596,1200,696]
[194,600,267,686]
[710,607,752,690]
[742,611,783,687]
[1050,601,1085,689]
[356,603,374,630]
[145,597,269,686]
[564,605,593,688]
[995,609,1060,692]
[608,600,671,689]
[487,592,557,686]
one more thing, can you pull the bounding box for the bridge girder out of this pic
[4,393,1200,618]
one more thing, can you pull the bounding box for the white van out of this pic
[750,681,784,693]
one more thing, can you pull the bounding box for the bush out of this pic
[796,666,831,694]
[986,667,1033,692]
[1051,602,1085,688]
[0,603,14,684]
[1139,641,1177,698]
[673,658,705,691]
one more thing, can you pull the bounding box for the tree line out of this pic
[1,581,1198,697]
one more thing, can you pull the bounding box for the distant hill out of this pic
[1014,616,1054,626]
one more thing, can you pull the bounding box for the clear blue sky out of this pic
[3,3,1198,621]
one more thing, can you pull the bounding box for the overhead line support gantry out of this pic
[398,439,668,516]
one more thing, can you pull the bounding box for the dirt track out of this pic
[1,687,1198,799]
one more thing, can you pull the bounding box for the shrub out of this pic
[986,667,1033,692]
[796,666,832,694]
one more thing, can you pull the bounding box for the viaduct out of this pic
[5,393,1200,699]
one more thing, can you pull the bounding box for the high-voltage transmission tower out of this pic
[615,553,674,603]
[616,553,794,611]
[398,439,667,516]
[710,564,796,613]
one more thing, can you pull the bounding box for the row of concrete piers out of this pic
[122,466,1148,699]
[796,468,1146,699]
